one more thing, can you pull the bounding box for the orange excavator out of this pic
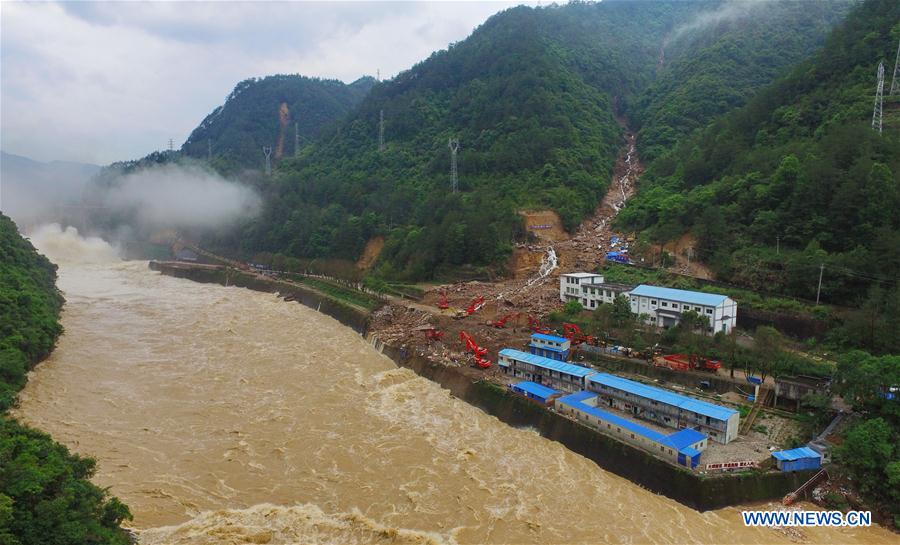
[563,323,595,346]
[490,312,520,328]
[527,314,553,335]
[466,296,485,315]
[459,331,491,368]
[437,291,450,310]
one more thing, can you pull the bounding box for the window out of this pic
[705,308,713,314]
[651,300,657,305]
[695,306,702,312]
[630,433,635,439]
[661,301,668,307]
[672,303,679,309]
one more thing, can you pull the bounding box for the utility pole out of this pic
[890,37,899,96]
[294,122,300,157]
[448,138,459,193]
[378,109,385,152]
[816,263,824,305]
[376,68,380,82]
[262,146,272,176]
[872,60,884,134]
[776,235,780,255]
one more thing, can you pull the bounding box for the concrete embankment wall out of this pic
[149,261,810,511]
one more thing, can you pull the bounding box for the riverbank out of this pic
[148,260,813,511]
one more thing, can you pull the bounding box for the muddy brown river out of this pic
[13,226,895,544]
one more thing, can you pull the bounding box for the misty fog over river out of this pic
[12,225,895,545]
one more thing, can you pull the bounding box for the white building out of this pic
[628,285,737,334]
[559,273,634,310]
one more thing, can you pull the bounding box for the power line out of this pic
[872,60,884,134]
[262,146,272,176]
[890,37,899,96]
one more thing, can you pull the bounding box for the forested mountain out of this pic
[0,213,132,544]
[181,75,375,174]
[224,0,845,281]
[627,1,853,162]
[618,0,900,313]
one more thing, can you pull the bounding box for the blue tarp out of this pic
[588,373,738,422]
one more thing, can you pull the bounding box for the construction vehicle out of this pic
[562,323,595,346]
[437,291,449,310]
[527,314,553,335]
[490,312,520,328]
[459,331,491,368]
[415,325,444,342]
[455,296,486,318]
[654,354,721,373]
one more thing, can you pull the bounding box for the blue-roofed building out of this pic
[628,284,737,334]
[555,391,708,468]
[509,381,560,404]
[772,447,822,472]
[528,333,571,361]
[588,373,740,444]
[498,349,595,392]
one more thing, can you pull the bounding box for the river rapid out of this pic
[13,225,895,545]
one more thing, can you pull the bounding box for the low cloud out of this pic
[102,163,260,230]
[670,1,765,43]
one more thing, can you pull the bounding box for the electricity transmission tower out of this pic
[891,38,900,96]
[294,122,300,156]
[872,61,884,134]
[448,138,459,193]
[263,146,273,176]
[168,138,174,152]
[378,109,385,152]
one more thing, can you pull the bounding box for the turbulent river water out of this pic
[13,226,896,545]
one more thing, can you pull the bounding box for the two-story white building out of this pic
[559,273,634,310]
[628,285,737,334]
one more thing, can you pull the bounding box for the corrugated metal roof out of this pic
[660,428,706,450]
[499,349,595,377]
[679,446,701,457]
[556,392,707,451]
[529,343,566,353]
[772,447,821,461]
[512,381,558,399]
[588,373,738,421]
[629,285,729,307]
[532,333,569,344]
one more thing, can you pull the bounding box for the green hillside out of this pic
[628,0,853,162]
[618,0,900,317]
[0,213,132,544]
[229,1,844,281]
[181,75,375,174]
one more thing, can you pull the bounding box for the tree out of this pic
[835,418,896,500]
[611,294,633,326]
[752,326,783,383]
[563,299,584,316]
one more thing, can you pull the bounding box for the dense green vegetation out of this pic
[833,351,900,527]
[0,215,63,411]
[628,1,852,162]
[182,75,375,175]
[0,213,131,544]
[227,2,710,280]
[619,0,900,320]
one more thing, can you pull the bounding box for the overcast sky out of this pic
[1,1,533,165]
